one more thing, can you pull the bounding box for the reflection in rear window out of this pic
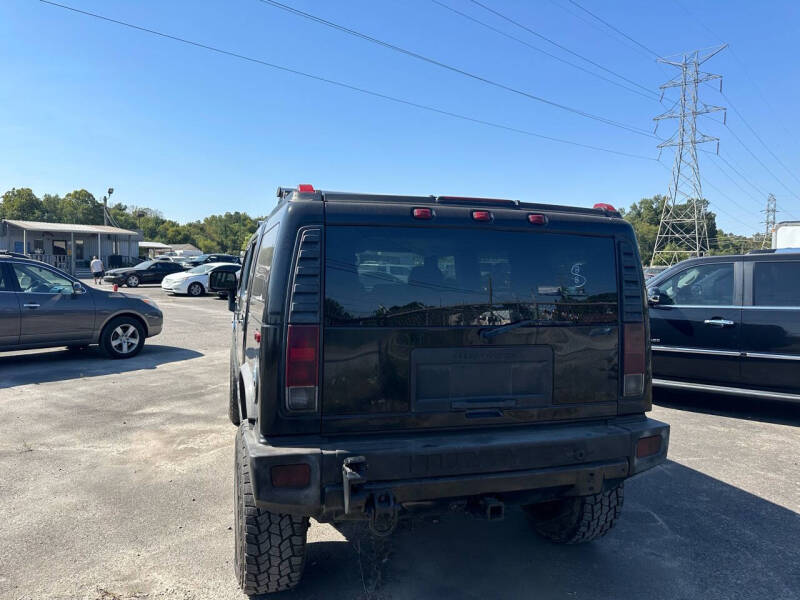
[324,226,618,327]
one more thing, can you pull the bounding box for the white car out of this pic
[161,262,240,296]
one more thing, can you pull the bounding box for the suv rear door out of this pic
[740,259,800,393]
[320,204,628,434]
[649,260,742,385]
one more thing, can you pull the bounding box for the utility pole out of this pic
[651,44,727,266]
[761,193,777,249]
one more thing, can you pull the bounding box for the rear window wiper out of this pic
[479,319,534,339]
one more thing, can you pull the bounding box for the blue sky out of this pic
[1,0,798,233]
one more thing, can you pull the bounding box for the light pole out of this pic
[103,187,114,226]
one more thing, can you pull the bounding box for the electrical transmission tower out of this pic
[761,193,777,248]
[651,45,727,266]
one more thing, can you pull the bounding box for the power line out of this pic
[430,0,659,102]
[253,0,655,138]
[466,0,657,98]
[720,89,800,188]
[565,0,660,59]
[721,117,800,203]
[37,0,655,161]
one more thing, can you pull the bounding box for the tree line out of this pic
[0,188,260,254]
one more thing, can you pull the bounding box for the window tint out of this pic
[12,263,73,294]
[325,226,618,327]
[249,224,279,307]
[238,241,257,297]
[0,265,11,291]
[657,263,734,306]
[754,261,800,307]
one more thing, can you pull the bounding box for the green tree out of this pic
[0,188,44,220]
[61,190,103,224]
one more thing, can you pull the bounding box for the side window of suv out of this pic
[658,263,734,306]
[238,240,257,299]
[754,261,800,307]
[248,225,279,307]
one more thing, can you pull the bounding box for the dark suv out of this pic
[647,251,800,402]
[220,186,669,595]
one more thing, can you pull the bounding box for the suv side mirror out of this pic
[72,281,85,295]
[647,286,661,306]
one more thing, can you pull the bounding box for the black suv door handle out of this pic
[704,318,735,327]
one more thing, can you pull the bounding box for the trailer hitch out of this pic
[367,492,399,537]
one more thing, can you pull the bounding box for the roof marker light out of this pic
[297,184,315,193]
[593,203,616,212]
[412,207,433,220]
[528,214,547,225]
[472,210,492,221]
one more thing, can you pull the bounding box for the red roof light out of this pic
[472,210,492,221]
[528,214,547,225]
[412,207,433,220]
[593,203,616,212]
[297,184,315,193]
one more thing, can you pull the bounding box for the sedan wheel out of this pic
[188,282,204,296]
[101,317,145,359]
[126,275,140,288]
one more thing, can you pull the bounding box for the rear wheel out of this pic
[523,483,624,544]
[100,316,145,359]
[187,282,204,296]
[235,423,309,595]
[126,274,140,288]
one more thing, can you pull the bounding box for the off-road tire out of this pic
[187,282,204,296]
[235,423,309,595]
[126,274,140,288]
[523,483,624,544]
[228,349,241,426]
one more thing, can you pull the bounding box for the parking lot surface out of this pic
[1,283,798,600]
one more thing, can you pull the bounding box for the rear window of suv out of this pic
[324,226,618,327]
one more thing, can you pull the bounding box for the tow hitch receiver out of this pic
[342,456,400,536]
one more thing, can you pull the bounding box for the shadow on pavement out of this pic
[267,461,799,600]
[654,387,800,427]
[0,344,203,388]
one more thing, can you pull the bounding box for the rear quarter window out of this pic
[754,261,800,306]
[324,226,618,327]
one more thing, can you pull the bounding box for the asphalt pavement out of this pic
[1,282,798,600]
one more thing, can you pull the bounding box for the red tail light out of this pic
[623,323,645,396]
[285,324,319,411]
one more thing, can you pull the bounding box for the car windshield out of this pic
[134,260,156,270]
[189,264,214,274]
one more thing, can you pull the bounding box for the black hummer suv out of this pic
[218,185,669,595]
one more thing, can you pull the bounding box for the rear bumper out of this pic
[244,416,669,520]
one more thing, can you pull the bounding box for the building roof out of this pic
[169,243,201,252]
[139,241,172,249]
[2,219,139,236]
